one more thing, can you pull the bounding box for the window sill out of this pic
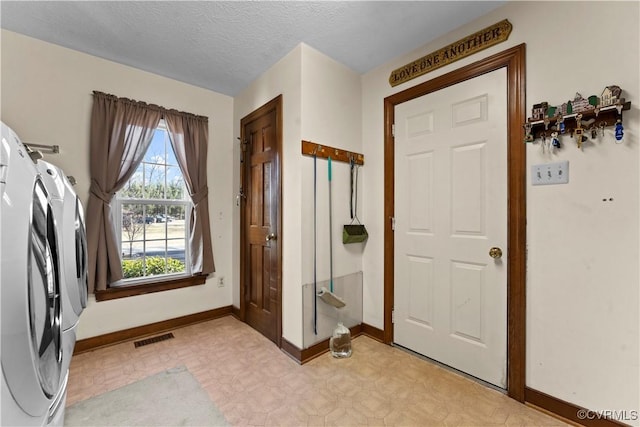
[95,274,207,302]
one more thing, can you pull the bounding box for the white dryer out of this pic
[37,160,88,331]
[1,122,67,426]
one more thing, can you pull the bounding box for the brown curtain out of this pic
[86,91,162,292]
[164,112,215,275]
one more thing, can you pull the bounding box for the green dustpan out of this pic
[343,223,368,244]
[344,157,368,244]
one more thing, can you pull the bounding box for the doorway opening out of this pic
[239,95,283,346]
[383,44,526,401]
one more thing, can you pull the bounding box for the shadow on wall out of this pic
[302,271,363,349]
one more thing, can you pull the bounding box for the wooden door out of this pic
[394,69,508,388]
[240,96,282,345]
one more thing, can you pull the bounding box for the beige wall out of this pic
[0,29,235,339]
[361,0,639,416]
[233,45,303,345]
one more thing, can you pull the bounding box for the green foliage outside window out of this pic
[122,256,185,279]
[120,181,184,200]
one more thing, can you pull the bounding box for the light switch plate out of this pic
[531,161,569,185]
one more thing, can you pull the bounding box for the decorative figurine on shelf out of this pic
[600,85,622,107]
[615,119,624,143]
[566,100,573,115]
[571,93,595,113]
[531,102,548,121]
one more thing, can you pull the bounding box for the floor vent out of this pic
[134,332,175,348]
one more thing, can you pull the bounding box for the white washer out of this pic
[64,175,88,325]
[1,122,65,426]
[34,167,69,407]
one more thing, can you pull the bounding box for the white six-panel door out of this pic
[393,68,508,388]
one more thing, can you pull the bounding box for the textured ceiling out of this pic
[1,1,504,96]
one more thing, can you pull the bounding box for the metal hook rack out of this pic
[524,86,631,145]
[23,142,60,154]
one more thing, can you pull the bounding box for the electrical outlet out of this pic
[531,161,569,185]
[217,276,224,287]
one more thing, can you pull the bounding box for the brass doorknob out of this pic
[489,247,503,259]
[266,233,277,242]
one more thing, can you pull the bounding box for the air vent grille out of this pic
[134,332,175,348]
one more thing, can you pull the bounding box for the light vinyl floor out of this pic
[67,316,567,426]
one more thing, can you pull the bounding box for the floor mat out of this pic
[65,365,228,426]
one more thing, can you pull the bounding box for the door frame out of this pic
[383,44,526,401]
[239,95,283,347]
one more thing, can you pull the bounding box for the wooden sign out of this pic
[389,19,513,87]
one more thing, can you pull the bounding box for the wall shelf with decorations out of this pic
[524,86,631,149]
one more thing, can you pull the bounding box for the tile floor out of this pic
[67,316,567,426]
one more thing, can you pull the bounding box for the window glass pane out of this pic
[166,239,185,262]
[166,140,178,166]
[144,163,166,199]
[166,166,185,200]
[143,204,167,237]
[168,204,186,223]
[120,164,144,199]
[144,130,166,163]
[122,240,144,260]
[167,207,186,267]
[117,123,190,284]
[121,203,145,253]
[120,203,188,280]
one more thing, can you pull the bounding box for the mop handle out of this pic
[313,154,317,334]
[328,157,333,293]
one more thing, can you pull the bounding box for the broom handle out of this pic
[328,157,333,293]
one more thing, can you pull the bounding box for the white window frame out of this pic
[112,122,192,287]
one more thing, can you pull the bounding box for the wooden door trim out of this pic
[239,95,283,348]
[383,44,526,401]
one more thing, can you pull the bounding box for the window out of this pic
[113,121,191,285]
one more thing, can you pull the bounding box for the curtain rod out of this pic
[92,90,208,122]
